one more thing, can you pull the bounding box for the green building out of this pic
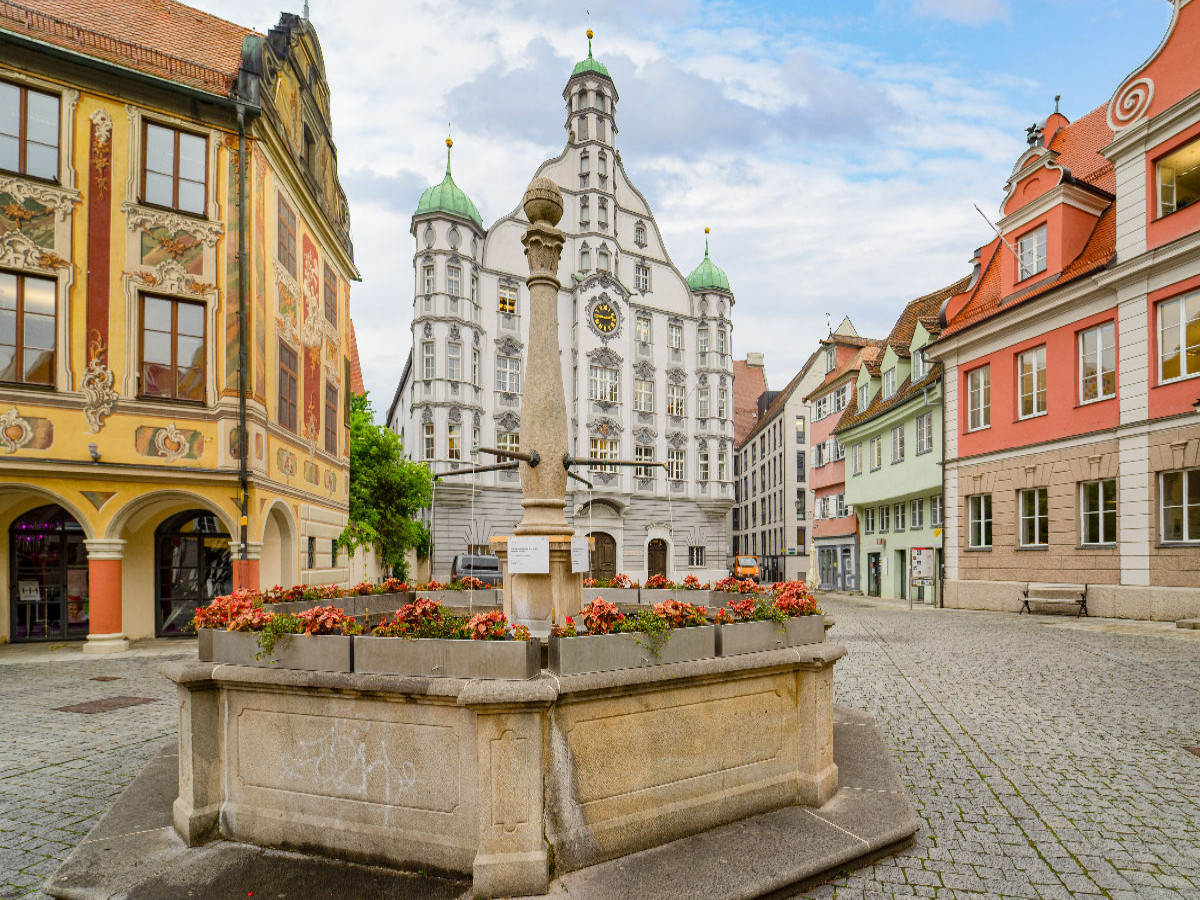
[834,280,968,604]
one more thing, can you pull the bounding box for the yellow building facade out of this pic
[0,2,359,648]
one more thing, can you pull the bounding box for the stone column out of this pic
[515,177,570,536]
[229,540,262,592]
[795,653,839,807]
[161,661,221,844]
[83,538,128,654]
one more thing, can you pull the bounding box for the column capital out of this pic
[228,541,264,561]
[84,538,126,560]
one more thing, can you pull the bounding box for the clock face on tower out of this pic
[592,301,618,334]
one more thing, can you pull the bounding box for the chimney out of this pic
[745,352,765,369]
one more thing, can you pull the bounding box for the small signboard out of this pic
[18,580,40,603]
[911,547,935,587]
[571,536,590,573]
[508,536,550,574]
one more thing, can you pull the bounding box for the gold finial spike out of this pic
[445,135,453,175]
[704,227,710,256]
[587,27,593,57]
[704,226,710,234]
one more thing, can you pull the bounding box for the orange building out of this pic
[0,1,360,648]
[932,0,1200,619]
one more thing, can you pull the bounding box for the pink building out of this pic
[805,336,883,590]
[931,0,1200,619]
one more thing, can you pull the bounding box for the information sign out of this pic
[508,536,551,574]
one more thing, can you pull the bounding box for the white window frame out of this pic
[1018,487,1049,547]
[912,349,926,381]
[446,342,462,381]
[423,265,435,295]
[697,388,710,418]
[915,412,933,455]
[496,355,521,393]
[910,498,924,529]
[634,444,656,478]
[588,365,619,403]
[858,383,869,410]
[1017,345,1048,419]
[851,443,862,476]
[498,284,518,315]
[422,341,436,380]
[447,423,462,461]
[667,383,686,417]
[497,430,520,456]
[590,437,619,474]
[423,422,435,460]
[718,389,728,419]
[698,449,710,481]
[669,323,683,350]
[447,265,461,299]
[1081,478,1117,546]
[968,494,992,548]
[967,365,991,431]
[931,494,944,527]
[635,264,650,292]
[1079,322,1116,404]
[870,436,882,471]
[1160,469,1200,543]
[1017,224,1047,281]
[1157,292,1200,384]
[1156,138,1200,217]
[718,451,727,481]
[883,369,896,399]
[890,424,905,464]
[864,507,875,533]
[471,348,480,386]
[666,448,685,481]
[634,378,654,413]
[635,314,651,344]
[893,501,905,532]
[879,504,890,532]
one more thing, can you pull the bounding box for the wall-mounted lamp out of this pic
[88,443,101,463]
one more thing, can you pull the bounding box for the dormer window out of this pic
[1158,138,1200,217]
[883,369,896,399]
[912,349,925,380]
[1017,225,1047,281]
[858,383,868,410]
[824,346,836,373]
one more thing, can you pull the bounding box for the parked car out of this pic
[731,555,760,582]
[450,554,503,587]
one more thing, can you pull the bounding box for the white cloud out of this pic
[191,0,1032,406]
[911,0,1011,25]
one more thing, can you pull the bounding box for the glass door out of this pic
[9,505,89,641]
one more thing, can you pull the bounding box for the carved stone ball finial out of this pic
[523,177,563,228]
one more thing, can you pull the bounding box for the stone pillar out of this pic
[515,177,570,536]
[161,661,222,844]
[464,680,555,898]
[229,541,262,592]
[83,538,128,654]
[795,653,839,807]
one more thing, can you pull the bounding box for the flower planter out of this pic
[212,630,352,672]
[548,625,716,676]
[581,588,640,606]
[197,628,214,662]
[352,636,539,680]
[715,615,825,657]
[640,589,717,607]
[416,589,501,611]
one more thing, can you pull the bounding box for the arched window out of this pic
[635,222,646,246]
[155,510,231,636]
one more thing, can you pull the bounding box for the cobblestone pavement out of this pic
[2,602,1199,899]
[0,640,190,900]
[797,595,1200,900]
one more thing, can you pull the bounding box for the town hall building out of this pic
[387,36,737,583]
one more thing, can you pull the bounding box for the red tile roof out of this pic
[1046,104,1116,194]
[348,319,365,395]
[803,342,885,404]
[0,0,258,96]
[732,358,768,445]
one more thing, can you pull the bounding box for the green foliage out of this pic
[337,393,432,580]
[254,613,304,661]
[612,609,672,660]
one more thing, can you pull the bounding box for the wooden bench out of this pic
[1019,583,1088,617]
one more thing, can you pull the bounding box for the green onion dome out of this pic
[686,228,731,292]
[571,29,611,79]
[415,138,482,229]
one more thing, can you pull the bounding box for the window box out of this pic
[211,630,352,673]
[548,626,716,676]
[714,615,825,657]
[353,635,539,680]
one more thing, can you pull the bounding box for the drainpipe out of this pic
[237,104,249,573]
[937,373,946,608]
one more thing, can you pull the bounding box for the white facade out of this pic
[388,53,736,582]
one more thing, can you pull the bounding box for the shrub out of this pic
[773,580,819,616]
[579,598,623,635]
[651,599,708,628]
[644,574,674,590]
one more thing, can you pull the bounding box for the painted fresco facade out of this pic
[930,0,1200,620]
[388,42,737,583]
[0,3,358,647]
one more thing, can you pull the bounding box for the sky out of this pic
[192,0,1172,414]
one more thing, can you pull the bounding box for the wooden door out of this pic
[588,532,617,582]
[647,539,668,579]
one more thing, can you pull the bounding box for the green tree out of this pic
[337,393,432,579]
